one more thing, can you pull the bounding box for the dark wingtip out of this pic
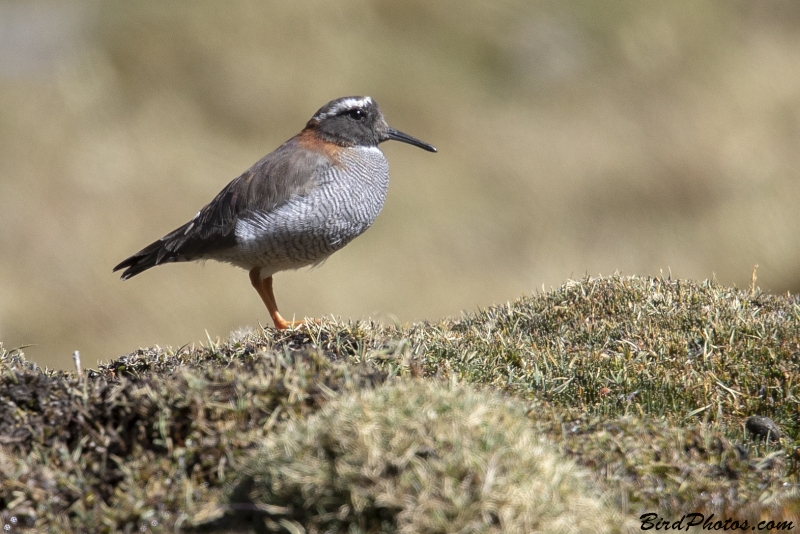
[113,262,137,280]
[113,251,158,280]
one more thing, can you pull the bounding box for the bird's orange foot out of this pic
[271,315,321,330]
[249,271,323,331]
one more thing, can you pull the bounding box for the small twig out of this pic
[73,350,82,381]
[73,350,89,404]
[750,264,759,295]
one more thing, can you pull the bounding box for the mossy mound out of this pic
[198,380,632,534]
[1,275,799,532]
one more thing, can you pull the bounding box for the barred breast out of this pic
[226,145,390,275]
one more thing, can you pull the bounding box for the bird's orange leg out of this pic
[248,268,307,330]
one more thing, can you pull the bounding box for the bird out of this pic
[114,96,437,330]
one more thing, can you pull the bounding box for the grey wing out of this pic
[113,137,332,279]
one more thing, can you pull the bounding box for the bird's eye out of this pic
[347,109,366,121]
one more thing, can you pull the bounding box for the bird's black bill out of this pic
[385,128,437,152]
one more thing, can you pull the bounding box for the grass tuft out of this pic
[196,380,633,534]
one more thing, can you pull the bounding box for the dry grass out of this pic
[2,276,799,532]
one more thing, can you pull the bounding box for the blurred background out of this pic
[2,0,800,369]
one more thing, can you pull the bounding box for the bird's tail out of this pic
[113,238,184,280]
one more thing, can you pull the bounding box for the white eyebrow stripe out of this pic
[315,96,373,120]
